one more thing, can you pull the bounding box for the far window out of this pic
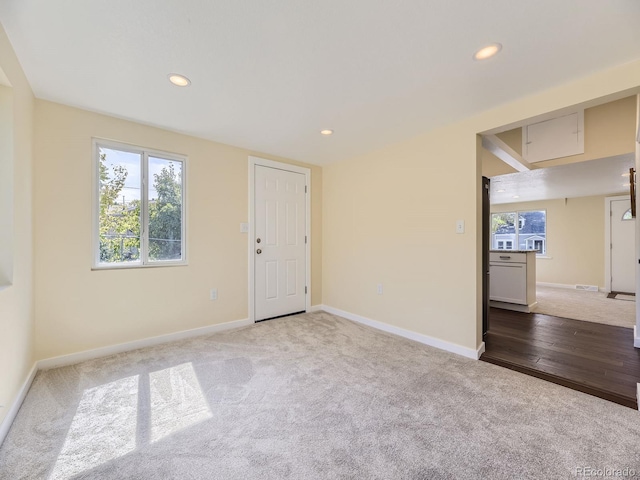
[491,210,546,255]
[94,140,186,268]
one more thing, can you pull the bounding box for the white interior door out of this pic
[611,198,635,293]
[254,164,307,321]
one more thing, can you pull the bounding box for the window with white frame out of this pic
[491,210,546,255]
[94,140,186,268]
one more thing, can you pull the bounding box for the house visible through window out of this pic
[94,140,186,268]
[496,240,513,250]
[491,210,546,255]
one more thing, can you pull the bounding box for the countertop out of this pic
[489,250,537,253]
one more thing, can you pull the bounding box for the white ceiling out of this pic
[1,1,640,165]
[490,154,635,205]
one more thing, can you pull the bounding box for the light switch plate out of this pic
[456,220,465,234]
[240,222,249,233]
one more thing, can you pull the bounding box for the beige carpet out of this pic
[535,285,635,328]
[1,311,640,479]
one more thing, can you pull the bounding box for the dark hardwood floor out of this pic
[480,308,640,409]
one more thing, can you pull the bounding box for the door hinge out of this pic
[305,185,308,193]
[305,235,307,244]
[305,286,307,294]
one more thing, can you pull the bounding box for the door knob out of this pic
[256,238,261,243]
[256,249,262,254]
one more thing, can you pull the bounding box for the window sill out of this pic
[92,262,188,271]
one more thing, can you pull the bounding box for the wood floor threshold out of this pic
[480,353,638,410]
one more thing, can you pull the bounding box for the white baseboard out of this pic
[634,326,640,349]
[309,305,324,313]
[537,282,574,289]
[0,363,38,448]
[317,305,484,360]
[38,317,251,370]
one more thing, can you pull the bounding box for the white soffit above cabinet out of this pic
[522,112,584,163]
[490,153,634,204]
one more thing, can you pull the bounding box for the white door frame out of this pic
[248,156,311,323]
[604,195,631,293]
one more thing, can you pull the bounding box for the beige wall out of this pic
[323,132,480,350]
[0,26,35,426]
[33,101,322,359]
[491,195,620,288]
[323,60,640,352]
[482,96,637,177]
[0,84,13,286]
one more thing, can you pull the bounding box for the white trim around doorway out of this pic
[248,156,311,323]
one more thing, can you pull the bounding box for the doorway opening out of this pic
[479,94,640,409]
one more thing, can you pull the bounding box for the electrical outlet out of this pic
[210,288,218,301]
[377,284,383,295]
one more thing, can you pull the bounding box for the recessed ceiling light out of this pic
[168,74,191,87]
[496,189,506,193]
[622,172,631,177]
[473,43,502,61]
[512,195,520,199]
[320,129,333,136]
[623,183,631,187]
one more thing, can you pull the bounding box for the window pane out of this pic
[491,212,516,250]
[98,147,141,264]
[148,157,183,262]
[519,210,546,254]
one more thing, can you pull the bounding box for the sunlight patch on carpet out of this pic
[49,375,139,480]
[150,363,212,443]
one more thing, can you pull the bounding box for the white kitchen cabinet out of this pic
[523,111,584,163]
[489,251,537,313]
